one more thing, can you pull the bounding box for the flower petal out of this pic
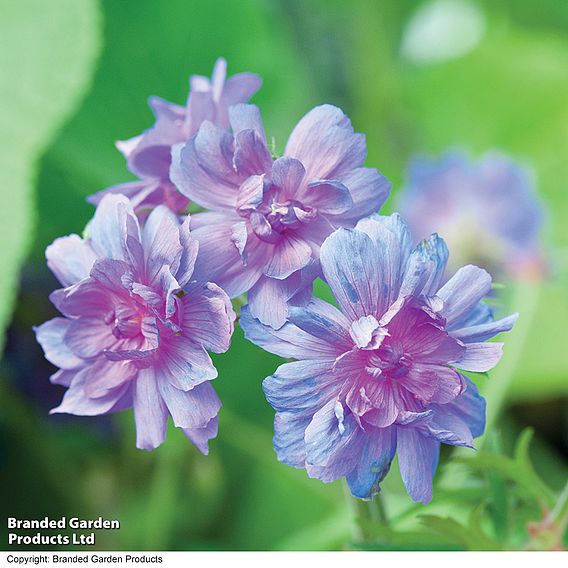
[285,105,366,180]
[456,342,504,372]
[34,318,84,370]
[437,265,492,326]
[320,228,381,321]
[182,416,218,455]
[346,426,396,499]
[160,380,221,430]
[46,235,98,287]
[181,282,236,353]
[133,367,169,450]
[240,304,343,360]
[396,427,440,504]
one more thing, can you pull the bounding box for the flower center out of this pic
[237,175,315,243]
[105,303,147,340]
[367,341,412,380]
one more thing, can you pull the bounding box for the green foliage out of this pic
[354,429,567,551]
[0,0,100,353]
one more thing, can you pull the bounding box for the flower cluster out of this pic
[35,59,519,503]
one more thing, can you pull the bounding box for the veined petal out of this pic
[46,235,98,287]
[240,305,343,360]
[34,318,85,370]
[181,283,235,353]
[133,367,168,450]
[160,380,221,430]
[396,428,440,504]
[346,426,396,499]
[455,342,504,372]
[438,265,492,326]
[285,105,366,180]
[263,234,312,280]
[89,194,139,261]
[263,359,340,414]
[320,228,381,322]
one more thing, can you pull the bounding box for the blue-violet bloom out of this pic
[171,103,391,328]
[241,214,517,502]
[398,151,546,280]
[89,58,262,217]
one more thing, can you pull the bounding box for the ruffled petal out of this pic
[329,167,391,224]
[46,235,98,287]
[346,425,396,499]
[182,416,218,455]
[320,228,381,322]
[396,427,440,504]
[240,304,343,360]
[180,283,236,353]
[34,318,85,370]
[190,214,265,297]
[89,194,140,261]
[133,367,169,450]
[437,265,492,326]
[159,380,221,430]
[171,125,240,211]
[399,234,449,298]
[285,105,366,180]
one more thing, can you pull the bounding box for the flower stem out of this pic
[479,280,541,448]
[344,481,389,544]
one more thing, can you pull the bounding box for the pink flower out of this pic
[89,58,262,218]
[35,194,235,452]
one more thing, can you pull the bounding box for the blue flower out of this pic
[398,151,546,280]
[241,214,517,502]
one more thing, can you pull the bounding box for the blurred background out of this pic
[1,0,566,551]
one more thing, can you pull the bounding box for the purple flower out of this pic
[171,103,391,328]
[240,214,517,502]
[398,151,546,280]
[89,58,262,218]
[34,194,235,453]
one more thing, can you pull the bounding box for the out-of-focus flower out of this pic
[241,214,517,503]
[397,151,546,280]
[89,58,262,218]
[171,103,391,328]
[35,194,235,452]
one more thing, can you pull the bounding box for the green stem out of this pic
[478,280,542,448]
[344,481,389,543]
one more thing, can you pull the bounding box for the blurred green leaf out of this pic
[0,0,100,352]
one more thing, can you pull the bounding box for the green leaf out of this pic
[0,0,101,352]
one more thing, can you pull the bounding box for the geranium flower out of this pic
[240,214,517,502]
[89,58,262,217]
[35,194,235,452]
[171,103,391,328]
[398,151,546,280]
